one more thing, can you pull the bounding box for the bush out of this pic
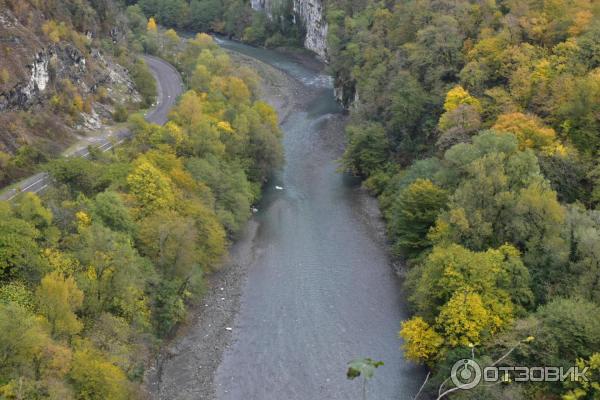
[130,59,156,108]
[113,104,129,122]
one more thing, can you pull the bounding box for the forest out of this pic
[135,0,304,47]
[325,0,600,398]
[2,0,600,398]
[0,13,283,398]
[159,0,600,397]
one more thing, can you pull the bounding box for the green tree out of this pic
[0,203,42,280]
[13,192,53,230]
[409,243,532,321]
[130,59,157,107]
[530,298,600,367]
[387,179,448,258]
[0,302,75,399]
[92,191,135,234]
[186,155,254,233]
[136,210,199,279]
[189,0,223,32]
[71,224,149,325]
[342,123,390,177]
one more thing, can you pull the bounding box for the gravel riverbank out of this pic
[145,43,420,400]
[144,51,310,400]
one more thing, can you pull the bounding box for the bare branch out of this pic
[413,371,431,400]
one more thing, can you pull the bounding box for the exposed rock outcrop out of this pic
[0,8,140,153]
[292,0,327,60]
[251,0,328,60]
[0,44,87,112]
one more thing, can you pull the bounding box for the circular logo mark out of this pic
[451,359,482,390]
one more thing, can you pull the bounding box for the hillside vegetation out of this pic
[0,0,155,188]
[133,0,304,47]
[0,31,282,399]
[323,0,600,398]
[133,0,600,397]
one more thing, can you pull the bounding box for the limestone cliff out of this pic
[251,0,328,60]
[0,7,139,154]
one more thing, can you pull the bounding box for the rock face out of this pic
[251,0,328,60]
[0,44,87,112]
[293,0,328,59]
[0,9,140,153]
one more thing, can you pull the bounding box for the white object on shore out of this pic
[251,207,259,213]
[275,186,283,190]
[225,327,232,331]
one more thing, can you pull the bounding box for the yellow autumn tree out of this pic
[191,64,212,92]
[225,77,251,105]
[562,353,600,399]
[164,28,180,51]
[42,248,80,275]
[70,343,131,400]
[438,85,482,133]
[0,68,9,85]
[443,85,481,113]
[435,290,498,347]
[14,192,53,229]
[36,271,84,338]
[76,211,92,229]
[146,17,158,34]
[406,243,528,355]
[493,112,564,154]
[163,121,186,147]
[195,32,216,48]
[400,317,444,363]
[127,158,176,216]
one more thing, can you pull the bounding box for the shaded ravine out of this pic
[151,40,424,400]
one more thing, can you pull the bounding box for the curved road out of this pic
[0,55,183,201]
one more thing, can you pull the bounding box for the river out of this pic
[149,39,424,400]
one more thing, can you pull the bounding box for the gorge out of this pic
[148,37,424,400]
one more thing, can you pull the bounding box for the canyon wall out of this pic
[251,0,328,60]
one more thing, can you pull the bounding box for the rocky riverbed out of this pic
[146,41,424,400]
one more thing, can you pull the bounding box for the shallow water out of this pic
[212,39,425,400]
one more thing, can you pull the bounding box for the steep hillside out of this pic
[0,32,283,400]
[0,0,144,186]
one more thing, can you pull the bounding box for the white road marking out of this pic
[35,184,48,193]
[21,176,47,192]
[3,56,181,203]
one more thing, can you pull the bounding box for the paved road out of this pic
[0,55,183,201]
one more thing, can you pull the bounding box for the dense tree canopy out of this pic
[324,0,600,397]
[0,32,282,399]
